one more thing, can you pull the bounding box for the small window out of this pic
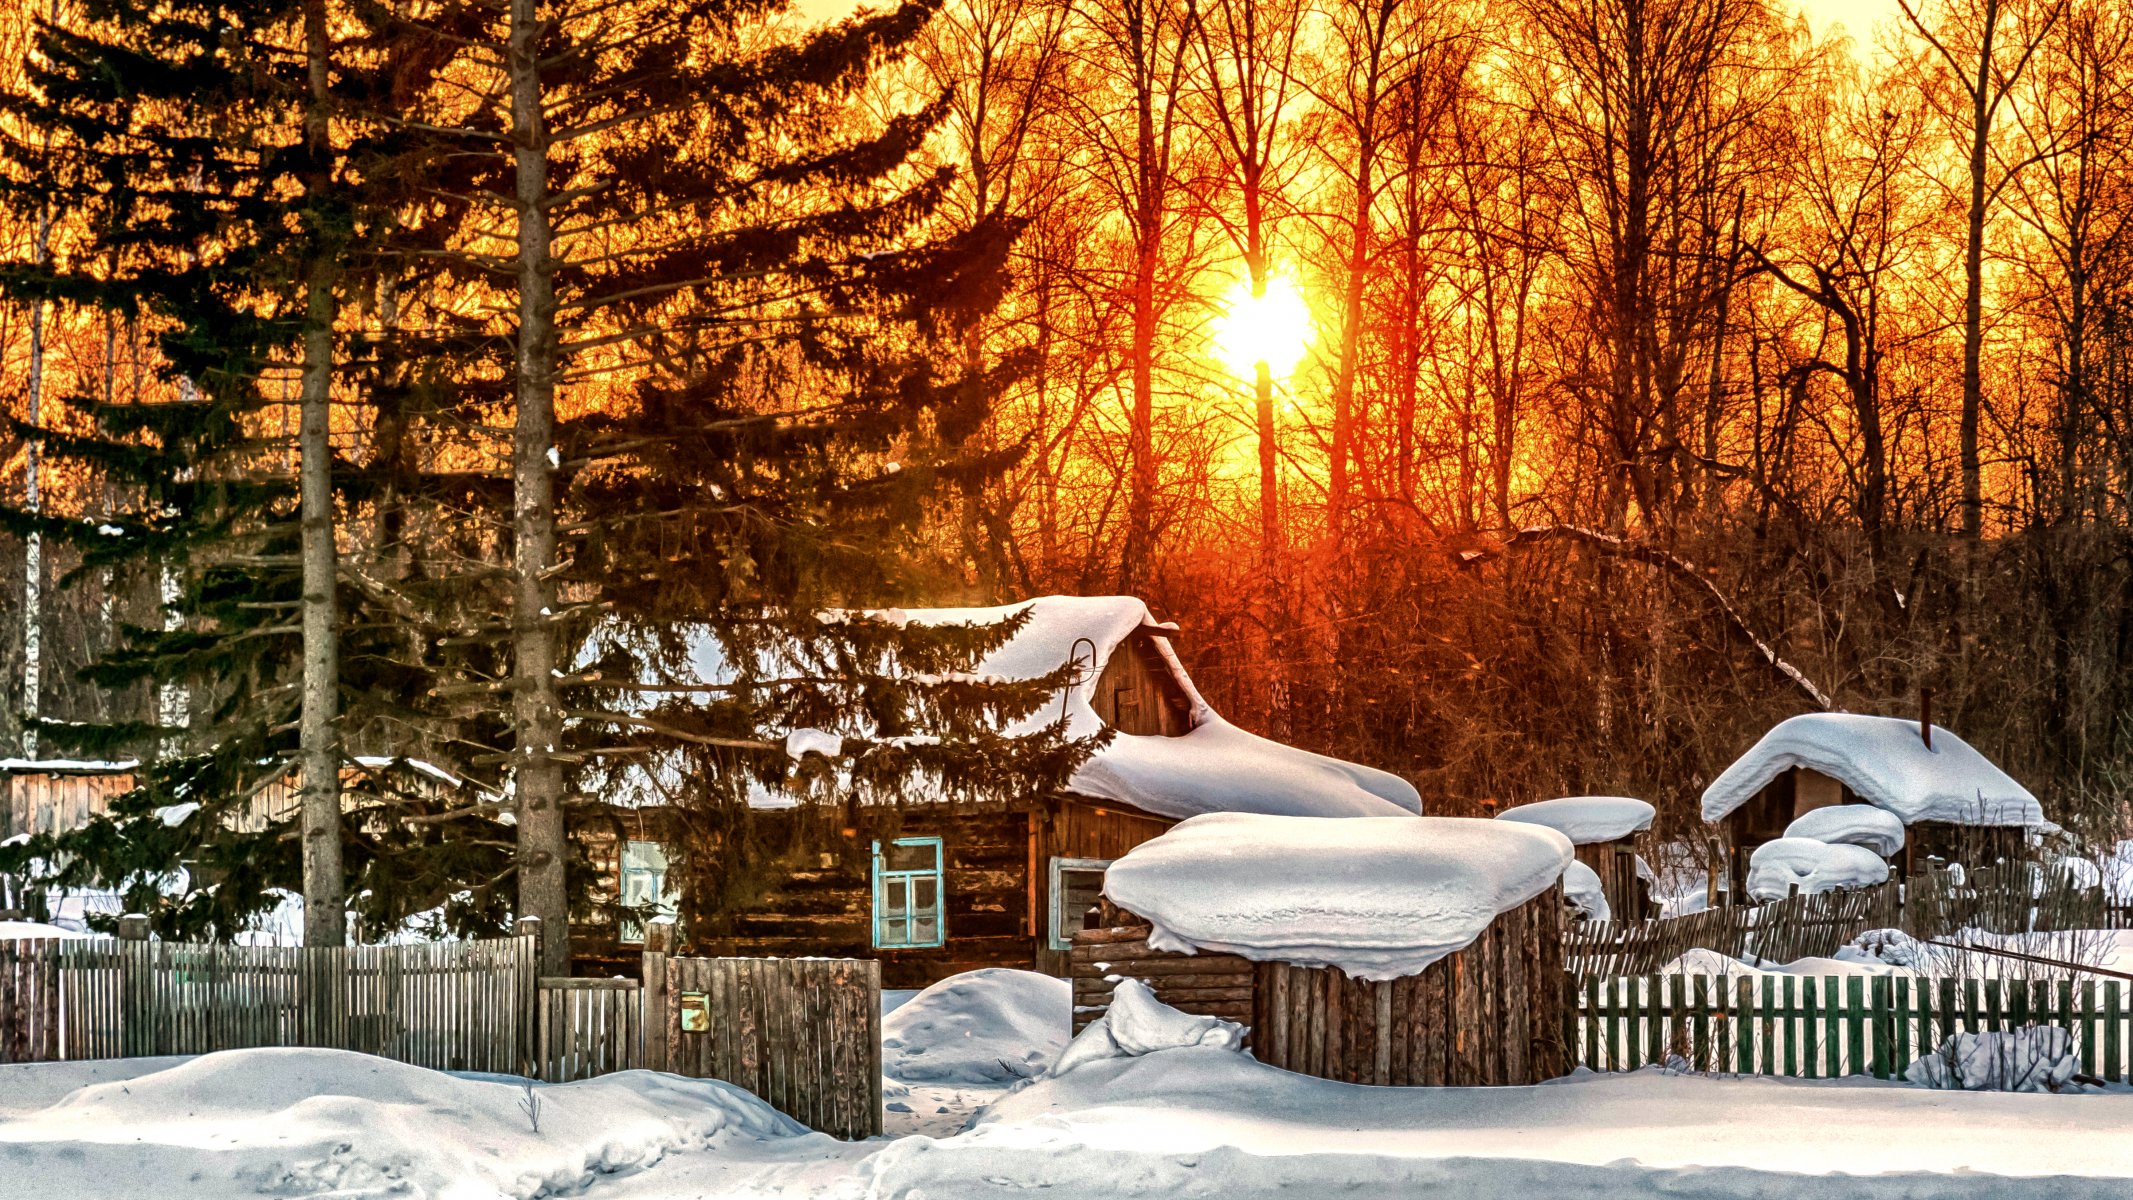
[619,839,678,943]
[873,837,945,949]
[1049,857,1112,950]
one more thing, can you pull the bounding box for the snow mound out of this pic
[882,968,1070,1084]
[1562,861,1611,922]
[1103,812,1573,981]
[1050,978,1246,1077]
[1496,796,1653,844]
[0,1047,804,1200]
[1745,838,1889,900]
[1906,1027,2083,1092]
[1842,928,1931,969]
[1702,713,2042,827]
[1784,804,1905,856]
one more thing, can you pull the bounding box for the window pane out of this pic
[913,877,938,913]
[911,915,937,944]
[881,917,908,947]
[883,881,908,918]
[885,841,936,872]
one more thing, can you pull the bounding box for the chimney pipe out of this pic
[1919,687,1934,750]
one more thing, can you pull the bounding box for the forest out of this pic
[0,0,2129,963]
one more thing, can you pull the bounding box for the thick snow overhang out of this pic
[1102,812,1573,980]
[1700,713,2043,829]
[907,596,1422,821]
[1496,796,1653,845]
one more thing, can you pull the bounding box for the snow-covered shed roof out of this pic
[1700,714,2043,829]
[626,595,1420,822]
[1784,804,1905,857]
[0,759,139,774]
[1101,812,1573,981]
[1495,796,1653,845]
[901,597,1421,821]
[1744,837,1890,901]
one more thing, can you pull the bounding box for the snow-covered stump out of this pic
[1249,888,1569,1087]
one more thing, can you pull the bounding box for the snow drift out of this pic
[1906,1027,2085,1093]
[882,968,1071,1084]
[1050,978,1246,1077]
[0,1047,803,1200]
[1102,812,1573,980]
[1562,860,1610,922]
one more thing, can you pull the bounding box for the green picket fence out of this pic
[1572,973,2131,1082]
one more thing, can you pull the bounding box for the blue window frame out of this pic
[872,836,945,949]
[619,839,678,943]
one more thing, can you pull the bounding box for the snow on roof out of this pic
[0,919,92,941]
[1495,796,1653,845]
[1102,812,1572,981]
[625,595,1420,821]
[903,597,1420,820]
[1784,804,1905,857]
[1701,714,2043,828]
[1744,837,1890,901]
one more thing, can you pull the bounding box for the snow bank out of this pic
[882,968,1070,1085]
[1702,713,2042,827]
[0,1048,803,1200]
[1496,796,1653,844]
[1562,860,1610,922]
[1102,812,1572,980]
[1050,978,1246,1077]
[863,1048,2133,1199]
[1906,1027,2084,1093]
[1785,804,1905,856]
[1745,837,1890,900]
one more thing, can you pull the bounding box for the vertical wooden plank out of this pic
[1733,975,1754,1075]
[2106,981,2123,1083]
[1419,962,1446,1086]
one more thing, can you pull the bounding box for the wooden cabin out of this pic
[569,596,1424,987]
[1701,713,2045,900]
[1,760,139,841]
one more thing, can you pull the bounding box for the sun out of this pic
[1211,274,1313,381]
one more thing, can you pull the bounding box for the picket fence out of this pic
[1572,972,2132,1082]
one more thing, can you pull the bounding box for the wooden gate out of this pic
[656,955,881,1139]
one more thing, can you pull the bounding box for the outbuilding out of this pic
[1701,713,2044,897]
[1073,812,1574,1087]
[1495,796,1655,922]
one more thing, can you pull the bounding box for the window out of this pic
[619,839,678,943]
[872,837,945,949]
[1049,857,1112,950]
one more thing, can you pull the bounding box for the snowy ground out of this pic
[8,962,2133,1199]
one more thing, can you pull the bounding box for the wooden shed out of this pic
[1701,713,2045,899]
[572,596,1424,986]
[1071,890,1569,1087]
[1495,796,1656,922]
[1076,811,1575,1087]
[0,760,139,840]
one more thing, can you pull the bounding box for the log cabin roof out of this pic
[607,595,1421,821]
[1700,713,2042,829]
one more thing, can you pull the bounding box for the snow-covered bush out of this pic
[1905,1026,2084,1093]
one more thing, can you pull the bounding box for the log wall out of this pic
[1068,923,1256,1034]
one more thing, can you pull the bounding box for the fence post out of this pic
[116,913,152,1058]
[515,917,542,1078]
[642,920,672,1073]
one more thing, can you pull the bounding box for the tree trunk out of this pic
[1958,1,1999,540]
[298,0,345,948]
[509,0,571,977]
[22,201,47,759]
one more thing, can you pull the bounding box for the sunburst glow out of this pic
[1211,275,1313,381]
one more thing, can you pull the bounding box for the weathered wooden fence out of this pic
[656,954,881,1140]
[3,930,881,1137]
[1572,973,2132,1082]
[0,935,535,1071]
[1565,884,1898,975]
